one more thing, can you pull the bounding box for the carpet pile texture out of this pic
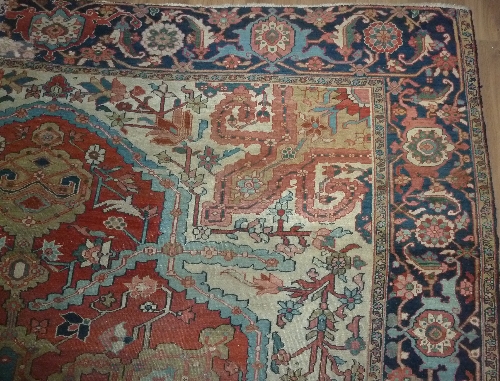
[0,1,498,380]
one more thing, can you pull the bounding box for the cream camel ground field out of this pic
[115,0,500,236]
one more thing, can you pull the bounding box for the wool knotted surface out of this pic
[0,2,498,380]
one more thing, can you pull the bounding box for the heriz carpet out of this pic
[0,1,498,380]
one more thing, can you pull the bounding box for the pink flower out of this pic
[303,9,335,27]
[224,361,239,375]
[307,268,319,279]
[201,246,218,259]
[321,32,337,43]
[311,228,332,250]
[110,78,127,103]
[131,86,146,97]
[47,104,59,112]
[222,251,234,261]
[431,50,458,75]
[31,319,48,334]
[306,56,324,71]
[81,43,115,62]
[271,349,291,365]
[124,275,158,299]
[437,104,464,124]
[302,116,327,135]
[222,54,241,69]
[177,307,195,323]
[415,214,455,248]
[387,367,419,381]
[265,258,278,267]
[393,273,422,300]
[180,276,196,288]
[76,114,89,124]
[275,244,304,257]
[459,279,473,296]
[14,109,28,118]
[208,10,240,29]
[252,274,283,295]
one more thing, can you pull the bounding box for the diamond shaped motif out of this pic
[16,195,50,213]
[33,157,51,168]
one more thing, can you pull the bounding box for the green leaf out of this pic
[330,227,353,238]
[281,191,294,202]
[155,151,171,164]
[234,218,247,229]
[272,332,284,352]
[387,327,401,339]
[309,309,323,320]
[222,148,241,158]
[325,331,335,341]
[96,104,112,113]
[312,257,328,269]
[270,361,279,374]
[305,330,317,340]
[324,310,335,321]
[89,230,107,237]
[138,117,155,125]
[80,82,101,94]
[15,76,37,86]
[173,146,187,154]
[311,289,322,302]
[353,255,367,270]
[0,95,14,103]
[333,356,346,366]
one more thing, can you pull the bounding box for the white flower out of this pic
[85,144,105,165]
[140,301,158,313]
[0,0,7,16]
[22,49,37,59]
[41,240,62,261]
[149,55,162,65]
[0,38,25,58]
[80,239,112,267]
[141,23,184,56]
[193,226,211,240]
[99,322,131,354]
[30,12,82,47]
[22,216,36,227]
